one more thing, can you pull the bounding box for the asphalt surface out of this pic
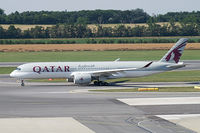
[0,60,200,132]
[0,62,24,67]
[0,76,200,133]
[1,60,200,71]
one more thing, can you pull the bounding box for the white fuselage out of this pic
[9,38,188,85]
[10,61,180,80]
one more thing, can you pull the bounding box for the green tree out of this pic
[147,18,161,36]
[0,26,5,38]
[6,25,21,38]
[114,25,128,37]
[0,8,5,15]
[29,26,46,38]
[131,26,146,37]
[76,17,88,24]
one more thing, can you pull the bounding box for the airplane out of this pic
[10,38,188,86]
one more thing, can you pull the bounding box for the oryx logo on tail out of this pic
[160,38,188,63]
[165,42,187,63]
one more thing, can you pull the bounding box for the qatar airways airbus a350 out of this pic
[10,38,188,86]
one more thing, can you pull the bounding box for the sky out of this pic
[1,0,200,15]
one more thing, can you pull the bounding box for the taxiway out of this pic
[0,76,200,133]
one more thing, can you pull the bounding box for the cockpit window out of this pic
[16,67,21,71]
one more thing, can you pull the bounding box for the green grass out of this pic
[0,67,16,74]
[0,50,199,62]
[108,70,200,82]
[0,37,200,44]
[90,87,200,92]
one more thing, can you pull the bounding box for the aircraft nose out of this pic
[10,70,17,78]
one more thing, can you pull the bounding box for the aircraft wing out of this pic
[72,61,153,77]
[86,67,138,76]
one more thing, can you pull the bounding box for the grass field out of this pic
[0,67,16,74]
[0,42,200,52]
[1,49,199,83]
[0,50,199,62]
[0,24,53,30]
[90,87,200,92]
[88,22,181,30]
[0,23,164,31]
[0,37,200,45]
[108,70,200,82]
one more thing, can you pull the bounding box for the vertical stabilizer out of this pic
[160,38,188,63]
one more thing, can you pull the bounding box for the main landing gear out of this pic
[93,81,109,86]
[21,80,25,86]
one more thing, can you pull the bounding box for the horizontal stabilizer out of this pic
[167,63,186,69]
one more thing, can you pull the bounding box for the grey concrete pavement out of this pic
[0,76,199,132]
[0,62,25,67]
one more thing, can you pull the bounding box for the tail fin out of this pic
[160,38,188,63]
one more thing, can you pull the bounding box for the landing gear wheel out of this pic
[94,81,109,86]
[103,82,109,86]
[94,81,99,86]
[21,80,25,86]
[99,81,103,86]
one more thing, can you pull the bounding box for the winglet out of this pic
[114,58,120,62]
[160,38,188,63]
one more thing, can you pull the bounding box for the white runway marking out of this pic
[157,114,200,133]
[0,117,95,133]
[157,114,200,120]
[39,91,70,94]
[117,97,200,106]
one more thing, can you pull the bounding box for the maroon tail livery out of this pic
[160,38,188,63]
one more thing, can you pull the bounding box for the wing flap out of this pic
[88,67,138,76]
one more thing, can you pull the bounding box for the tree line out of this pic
[0,9,149,24]
[0,20,200,39]
[156,11,200,23]
[1,8,200,24]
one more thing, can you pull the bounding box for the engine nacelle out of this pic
[74,73,92,84]
[66,78,74,82]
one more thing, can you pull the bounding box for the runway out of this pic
[1,60,200,71]
[0,76,200,133]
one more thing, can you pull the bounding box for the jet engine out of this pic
[73,73,92,84]
[66,78,74,82]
